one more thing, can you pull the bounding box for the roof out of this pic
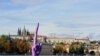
[47,37,75,39]
[10,34,47,38]
[29,34,47,38]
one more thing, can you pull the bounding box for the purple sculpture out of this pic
[32,23,42,56]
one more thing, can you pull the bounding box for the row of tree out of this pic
[53,42,85,55]
[0,35,31,55]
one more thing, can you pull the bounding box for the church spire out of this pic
[22,26,27,36]
[17,28,21,36]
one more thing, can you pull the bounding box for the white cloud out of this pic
[0,0,100,40]
[11,0,47,6]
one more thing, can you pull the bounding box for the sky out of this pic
[0,0,100,40]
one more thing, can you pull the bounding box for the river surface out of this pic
[0,55,97,56]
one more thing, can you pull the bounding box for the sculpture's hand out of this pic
[35,43,42,55]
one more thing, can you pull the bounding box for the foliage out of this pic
[16,40,30,54]
[53,45,63,54]
[53,43,67,55]
[90,41,97,44]
[0,35,10,52]
[4,42,13,53]
[69,45,75,54]
[0,35,31,54]
[69,43,85,54]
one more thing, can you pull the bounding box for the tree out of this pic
[0,35,31,54]
[53,43,67,55]
[69,43,85,54]
[79,44,84,54]
[59,42,65,45]
[0,38,5,52]
[53,45,63,55]
[1,35,9,41]
[0,35,14,53]
[69,45,75,54]
[4,42,13,53]
[16,40,30,54]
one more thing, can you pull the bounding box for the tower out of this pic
[22,26,27,36]
[17,28,21,36]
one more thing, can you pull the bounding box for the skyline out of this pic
[0,0,100,40]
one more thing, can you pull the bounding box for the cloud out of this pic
[0,0,100,40]
[11,0,47,6]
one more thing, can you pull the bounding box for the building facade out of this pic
[46,37,90,44]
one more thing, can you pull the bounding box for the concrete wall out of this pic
[40,43,53,55]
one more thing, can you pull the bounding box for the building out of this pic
[10,34,47,42]
[40,43,53,55]
[88,44,100,54]
[46,37,90,44]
